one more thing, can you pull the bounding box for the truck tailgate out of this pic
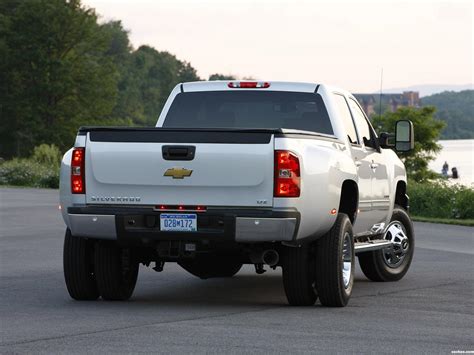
[83,128,275,207]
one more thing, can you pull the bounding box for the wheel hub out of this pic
[383,221,409,268]
[342,232,352,288]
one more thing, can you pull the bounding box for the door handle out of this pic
[370,163,379,169]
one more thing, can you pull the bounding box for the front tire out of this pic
[94,242,139,301]
[315,213,354,307]
[63,229,99,300]
[282,245,317,306]
[358,206,414,282]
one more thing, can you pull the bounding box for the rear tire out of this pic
[282,245,317,306]
[94,242,139,301]
[178,254,242,279]
[315,213,354,307]
[63,229,99,300]
[358,206,414,282]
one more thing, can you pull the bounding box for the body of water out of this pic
[429,139,473,186]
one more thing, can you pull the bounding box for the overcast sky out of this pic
[83,0,472,93]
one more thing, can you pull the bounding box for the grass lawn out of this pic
[412,216,474,227]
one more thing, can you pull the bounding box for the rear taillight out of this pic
[71,148,85,194]
[274,150,300,197]
[228,81,270,88]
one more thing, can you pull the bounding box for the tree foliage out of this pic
[371,106,446,182]
[421,90,474,139]
[119,46,200,126]
[208,73,236,81]
[0,0,201,158]
[0,0,123,157]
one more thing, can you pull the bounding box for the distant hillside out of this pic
[422,90,474,139]
[382,84,472,97]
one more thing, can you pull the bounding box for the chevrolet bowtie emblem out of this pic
[164,167,193,179]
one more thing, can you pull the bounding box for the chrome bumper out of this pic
[68,213,297,242]
[69,214,117,239]
[235,217,297,242]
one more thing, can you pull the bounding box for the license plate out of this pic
[160,214,197,232]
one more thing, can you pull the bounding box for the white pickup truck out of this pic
[60,81,415,307]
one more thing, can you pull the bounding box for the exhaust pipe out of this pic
[262,249,279,267]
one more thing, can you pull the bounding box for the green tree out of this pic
[0,0,203,157]
[0,0,123,157]
[371,106,446,182]
[101,20,145,125]
[122,46,200,126]
[178,61,200,82]
[422,90,474,139]
[208,73,236,81]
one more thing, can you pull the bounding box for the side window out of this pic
[348,99,377,149]
[333,94,358,144]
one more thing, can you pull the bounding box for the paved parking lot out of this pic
[1,188,473,353]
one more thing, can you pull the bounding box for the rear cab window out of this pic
[163,91,334,135]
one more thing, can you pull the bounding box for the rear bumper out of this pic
[67,206,299,244]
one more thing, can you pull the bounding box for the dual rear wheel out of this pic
[63,230,138,301]
[282,213,354,307]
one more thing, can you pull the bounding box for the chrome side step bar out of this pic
[354,239,392,254]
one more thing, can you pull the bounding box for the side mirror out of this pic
[378,132,392,148]
[395,120,414,152]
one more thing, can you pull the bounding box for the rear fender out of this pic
[274,138,357,241]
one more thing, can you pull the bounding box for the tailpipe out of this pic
[262,249,279,267]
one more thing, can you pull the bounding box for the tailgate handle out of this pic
[162,145,196,161]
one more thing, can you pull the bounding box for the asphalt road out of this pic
[1,188,473,354]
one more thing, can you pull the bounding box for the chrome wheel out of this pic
[342,232,352,289]
[383,221,409,268]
